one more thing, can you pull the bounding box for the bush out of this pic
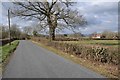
[0,38,17,46]
[52,42,118,65]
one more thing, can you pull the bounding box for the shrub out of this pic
[50,42,118,65]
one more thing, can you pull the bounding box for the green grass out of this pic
[0,40,19,63]
[57,40,119,47]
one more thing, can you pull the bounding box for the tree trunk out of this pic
[49,27,55,41]
[47,14,57,41]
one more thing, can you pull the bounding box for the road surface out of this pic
[3,40,105,78]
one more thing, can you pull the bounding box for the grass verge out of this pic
[32,40,118,78]
[0,40,19,74]
[1,40,19,63]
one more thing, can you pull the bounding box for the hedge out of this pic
[31,37,118,65]
[0,38,14,46]
[0,38,22,46]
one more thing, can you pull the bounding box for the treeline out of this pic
[90,31,119,40]
[0,38,17,46]
[0,24,46,40]
[0,24,119,40]
[0,24,28,39]
[52,32,119,41]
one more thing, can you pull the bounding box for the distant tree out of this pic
[102,31,118,39]
[23,26,33,36]
[10,24,21,39]
[0,25,9,39]
[33,30,38,36]
[11,0,87,40]
[68,32,84,38]
[64,34,68,37]
[19,33,27,39]
[91,32,97,36]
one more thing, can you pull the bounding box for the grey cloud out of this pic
[83,2,118,14]
[75,2,118,34]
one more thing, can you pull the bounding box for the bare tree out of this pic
[0,25,9,39]
[0,24,21,39]
[11,0,87,40]
[102,31,118,39]
[23,26,33,35]
[10,24,21,39]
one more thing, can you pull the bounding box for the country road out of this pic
[3,40,105,78]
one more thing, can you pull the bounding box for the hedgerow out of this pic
[31,37,118,65]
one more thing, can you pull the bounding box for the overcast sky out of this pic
[0,0,119,34]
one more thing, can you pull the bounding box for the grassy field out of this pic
[57,40,119,47]
[0,40,19,63]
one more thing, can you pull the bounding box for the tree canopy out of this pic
[12,0,87,40]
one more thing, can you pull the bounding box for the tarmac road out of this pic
[3,40,105,78]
